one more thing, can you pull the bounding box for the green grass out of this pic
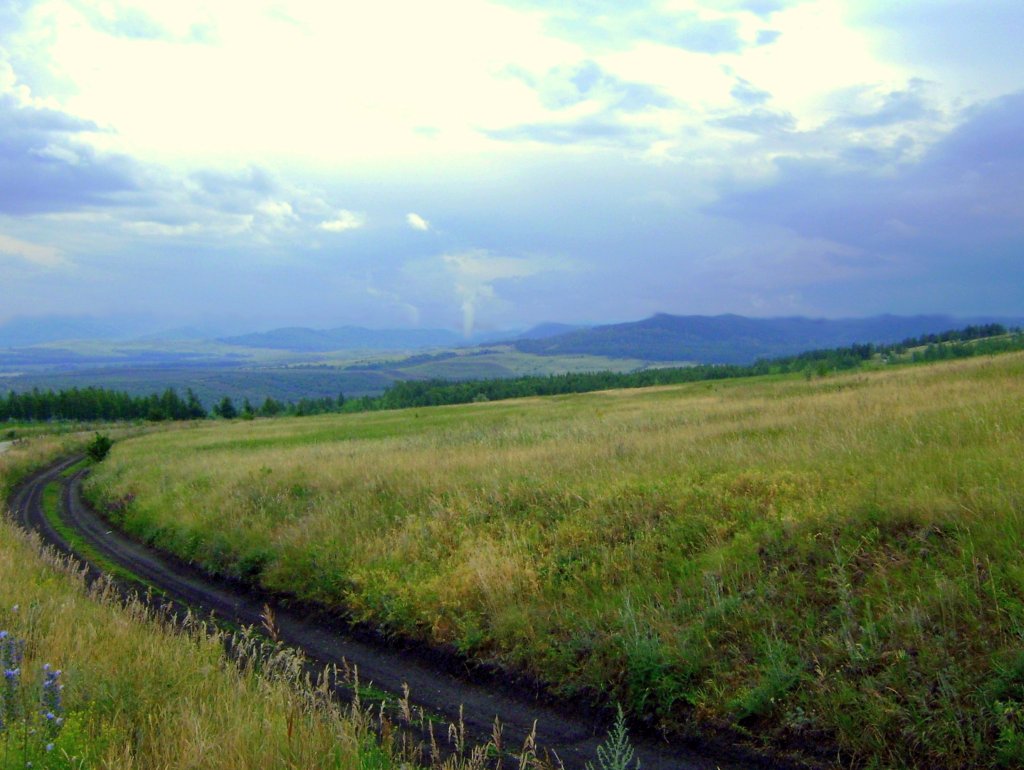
[84,353,1024,767]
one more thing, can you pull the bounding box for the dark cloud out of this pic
[0,95,140,214]
[833,81,938,129]
[709,91,1024,286]
[190,166,279,212]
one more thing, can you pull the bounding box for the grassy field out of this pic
[86,353,1024,768]
[1,440,487,769]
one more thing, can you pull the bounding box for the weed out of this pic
[586,707,639,770]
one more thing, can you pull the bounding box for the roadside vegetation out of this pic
[2,441,549,769]
[85,351,1024,768]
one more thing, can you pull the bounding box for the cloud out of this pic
[79,4,172,41]
[406,212,430,231]
[0,94,141,214]
[0,232,67,268]
[511,4,747,54]
[827,80,939,130]
[713,108,796,135]
[851,1,1024,97]
[494,60,676,149]
[486,116,663,148]
[508,59,675,113]
[121,216,255,237]
[257,200,297,222]
[192,166,277,201]
[123,220,204,237]
[707,90,1024,310]
[442,251,551,336]
[319,210,365,232]
[667,16,744,54]
[730,79,772,106]
[720,0,792,16]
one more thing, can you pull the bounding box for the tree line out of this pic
[3,324,1020,424]
[0,387,348,424]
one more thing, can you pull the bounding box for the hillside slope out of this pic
[86,352,1024,768]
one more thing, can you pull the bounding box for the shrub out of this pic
[85,433,113,463]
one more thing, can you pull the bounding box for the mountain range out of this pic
[2,313,1021,370]
[510,313,1023,364]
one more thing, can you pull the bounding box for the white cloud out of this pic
[442,250,552,336]
[18,0,574,166]
[257,200,296,220]
[0,233,68,268]
[29,143,82,164]
[319,209,365,232]
[406,212,430,231]
[123,220,205,237]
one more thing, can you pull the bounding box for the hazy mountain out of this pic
[0,316,140,347]
[512,313,1023,364]
[220,326,465,352]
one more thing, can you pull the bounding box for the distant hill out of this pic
[515,322,587,340]
[220,326,464,352]
[512,313,1024,364]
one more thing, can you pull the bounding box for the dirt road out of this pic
[9,458,776,770]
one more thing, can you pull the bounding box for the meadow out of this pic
[86,353,1024,768]
[0,438,500,769]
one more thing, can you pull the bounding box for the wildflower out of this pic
[40,665,64,740]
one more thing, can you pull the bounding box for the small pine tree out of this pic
[86,433,113,462]
[214,396,238,419]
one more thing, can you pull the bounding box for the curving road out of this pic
[9,457,773,770]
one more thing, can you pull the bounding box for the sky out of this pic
[1,0,1022,335]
